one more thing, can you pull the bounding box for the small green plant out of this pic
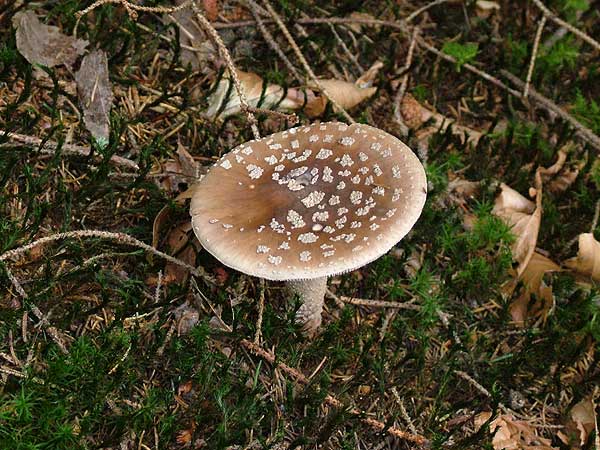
[442,42,478,71]
[505,34,528,72]
[572,90,600,134]
[539,36,580,76]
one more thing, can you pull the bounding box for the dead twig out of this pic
[2,263,70,354]
[189,1,261,139]
[531,0,600,52]
[260,0,355,124]
[0,131,139,170]
[405,0,448,23]
[240,339,429,446]
[0,230,213,283]
[394,26,420,135]
[327,290,421,311]
[523,16,546,99]
[501,70,600,151]
[246,0,302,80]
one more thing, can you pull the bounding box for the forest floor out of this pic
[1,0,599,449]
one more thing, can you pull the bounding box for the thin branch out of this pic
[415,37,523,97]
[189,1,260,139]
[74,0,193,35]
[405,0,448,23]
[501,70,600,151]
[531,0,600,51]
[0,230,213,283]
[328,290,420,311]
[524,16,546,99]
[261,0,355,124]
[0,131,139,170]
[394,26,420,135]
[2,263,70,353]
[246,0,302,80]
[254,279,265,344]
[240,339,429,446]
[391,387,419,435]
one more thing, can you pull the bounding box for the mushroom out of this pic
[190,122,427,334]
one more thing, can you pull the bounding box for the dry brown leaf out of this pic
[564,233,600,281]
[400,94,483,145]
[156,144,201,193]
[509,252,561,324]
[176,142,200,179]
[205,71,302,119]
[74,50,113,147]
[168,0,217,71]
[490,415,558,450]
[164,245,196,285]
[173,300,199,335]
[447,176,481,207]
[12,11,88,68]
[474,411,493,431]
[203,0,219,21]
[476,0,500,19]
[355,60,384,88]
[307,78,377,111]
[539,147,585,194]
[492,182,542,275]
[558,397,596,448]
[167,222,192,255]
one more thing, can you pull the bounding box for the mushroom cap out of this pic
[190,122,427,281]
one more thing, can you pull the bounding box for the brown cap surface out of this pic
[190,122,427,280]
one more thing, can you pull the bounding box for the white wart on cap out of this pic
[190,122,427,281]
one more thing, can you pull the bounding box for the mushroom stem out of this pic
[288,277,327,335]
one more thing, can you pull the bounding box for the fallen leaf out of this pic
[474,411,493,431]
[538,146,585,194]
[203,0,219,21]
[355,60,384,88]
[168,0,217,71]
[173,300,199,335]
[12,11,88,68]
[176,142,200,178]
[558,397,596,448]
[493,182,542,275]
[205,70,302,119]
[564,233,600,281]
[176,428,194,445]
[156,144,202,193]
[307,78,377,112]
[400,94,483,145]
[490,415,558,450]
[509,252,561,324]
[447,176,480,207]
[164,245,196,285]
[167,222,192,255]
[75,50,113,147]
[476,0,500,19]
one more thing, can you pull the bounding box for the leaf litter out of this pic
[13,10,88,69]
[75,50,114,148]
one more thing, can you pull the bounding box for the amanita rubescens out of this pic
[190,122,427,334]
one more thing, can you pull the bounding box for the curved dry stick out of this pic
[1,131,139,170]
[240,338,429,446]
[0,230,212,282]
